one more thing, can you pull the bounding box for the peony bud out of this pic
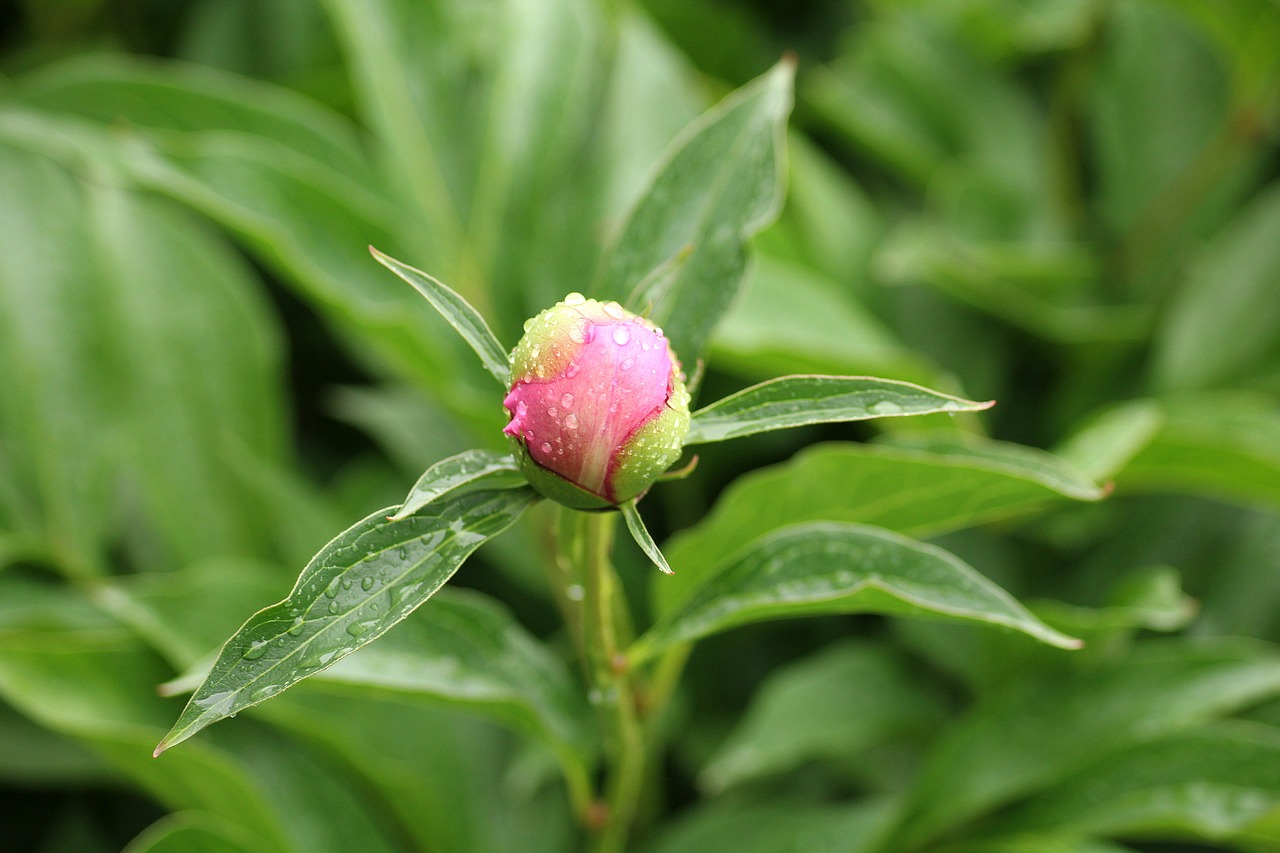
[502,293,691,510]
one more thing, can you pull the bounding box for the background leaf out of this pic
[595,59,793,363]
[699,640,947,793]
[888,639,1280,849]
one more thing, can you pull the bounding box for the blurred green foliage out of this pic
[2,1,1280,851]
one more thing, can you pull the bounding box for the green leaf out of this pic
[684,376,993,445]
[370,248,511,386]
[321,0,611,315]
[13,54,373,182]
[708,254,936,385]
[156,487,539,754]
[1153,182,1280,390]
[647,796,897,853]
[620,501,673,575]
[700,641,947,793]
[631,522,1080,665]
[251,691,578,853]
[302,587,596,797]
[657,437,1103,616]
[938,837,1139,853]
[124,813,260,853]
[1058,393,1280,511]
[889,638,1280,849]
[595,59,793,363]
[93,557,293,676]
[389,449,525,521]
[874,223,1147,344]
[0,140,287,575]
[991,722,1280,845]
[0,614,397,853]
[1031,566,1198,639]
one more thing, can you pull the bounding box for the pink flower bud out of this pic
[503,293,691,509]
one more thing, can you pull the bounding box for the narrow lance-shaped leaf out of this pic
[684,375,993,445]
[629,522,1080,665]
[370,247,511,386]
[389,449,525,521]
[620,501,672,575]
[595,59,793,363]
[659,436,1107,616]
[155,487,539,755]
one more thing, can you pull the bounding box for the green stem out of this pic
[573,510,646,853]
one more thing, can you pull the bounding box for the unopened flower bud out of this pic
[503,293,691,509]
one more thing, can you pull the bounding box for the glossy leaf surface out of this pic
[684,376,992,445]
[632,522,1080,665]
[658,437,1103,615]
[157,488,539,753]
[370,249,512,386]
[389,450,525,521]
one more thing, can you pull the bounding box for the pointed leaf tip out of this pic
[621,502,674,575]
[368,249,510,385]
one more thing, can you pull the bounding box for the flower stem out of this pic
[572,510,646,853]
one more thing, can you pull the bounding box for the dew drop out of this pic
[565,413,579,430]
[361,577,376,592]
[548,406,558,417]
[541,442,553,453]
[341,578,353,590]
[242,640,269,660]
[288,617,305,636]
[523,318,534,331]
[323,578,341,599]
[524,429,535,441]
[563,292,586,305]
[565,584,585,601]
[868,400,904,416]
[612,326,631,346]
[620,357,634,371]
[560,392,574,409]
[566,362,580,378]
[568,321,589,344]
[328,601,340,615]
[602,301,627,320]
[396,547,409,561]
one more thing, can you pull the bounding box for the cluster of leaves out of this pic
[2,1,1280,852]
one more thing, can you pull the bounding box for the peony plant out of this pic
[154,64,1081,853]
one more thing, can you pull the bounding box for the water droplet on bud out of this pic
[612,326,631,346]
[563,292,586,305]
